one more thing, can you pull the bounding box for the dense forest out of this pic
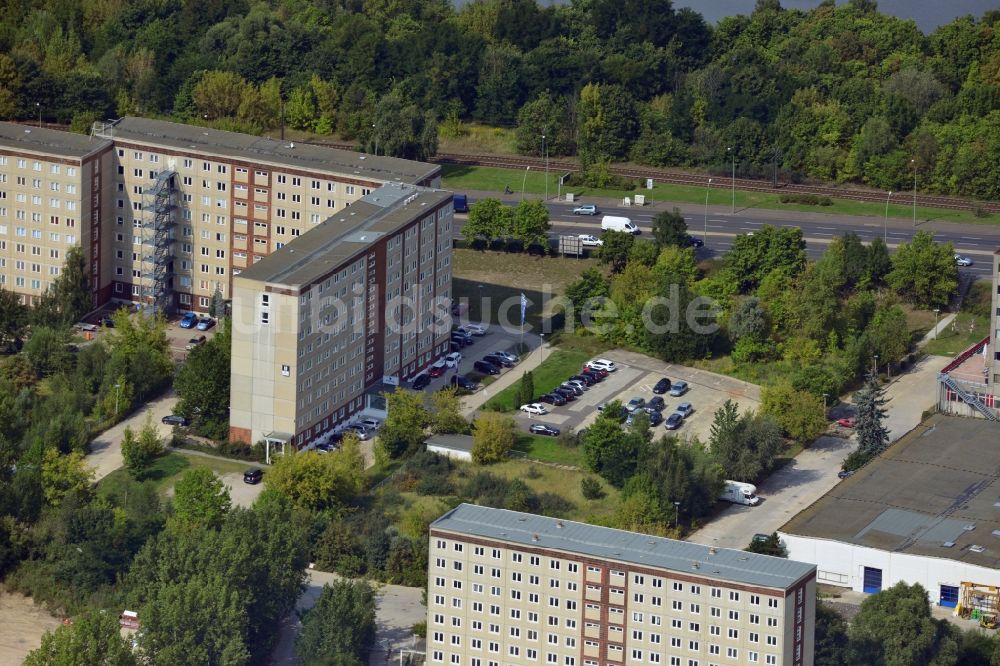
[0,0,998,199]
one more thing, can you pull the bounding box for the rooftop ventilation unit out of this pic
[942,541,955,548]
[970,545,985,553]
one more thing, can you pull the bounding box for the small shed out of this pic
[425,434,474,462]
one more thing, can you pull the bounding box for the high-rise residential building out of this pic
[428,504,817,666]
[0,118,439,311]
[229,182,453,446]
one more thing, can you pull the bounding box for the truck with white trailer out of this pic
[719,480,760,506]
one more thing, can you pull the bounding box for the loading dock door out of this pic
[863,567,883,594]
[940,585,959,608]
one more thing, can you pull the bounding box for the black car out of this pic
[412,374,431,390]
[530,424,561,437]
[474,360,501,375]
[580,369,605,383]
[569,373,596,386]
[450,341,462,352]
[558,383,584,396]
[653,378,671,394]
[552,387,576,401]
[665,413,683,430]
[647,396,666,411]
[539,393,567,406]
[451,334,473,347]
[243,468,263,484]
[162,414,189,426]
[685,235,705,248]
[644,408,664,426]
[451,375,479,390]
[483,354,513,368]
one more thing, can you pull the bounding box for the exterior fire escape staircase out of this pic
[938,373,998,421]
[140,170,177,314]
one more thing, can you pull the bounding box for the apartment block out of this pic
[0,118,439,312]
[0,123,114,304]
[428,505,816,666]
[229,182,453,446]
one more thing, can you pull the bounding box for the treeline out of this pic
[0,1,998,198]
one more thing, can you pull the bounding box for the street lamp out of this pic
[674,501,681,531]
[873,355,879,377]
[114,383,122,418]
[728,147,735,214]
[884,191,892,243]
[703,178,713,245]
[542,133,549,201]
[521,166,530,201]
[372,124,378,156]
[933,308,940,340]
[36,102,41,127]
[822,393,829,409]
[539,333,545,363]
[911,159,917,227]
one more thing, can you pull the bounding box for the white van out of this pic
[601,215,639,234]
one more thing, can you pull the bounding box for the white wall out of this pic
[780,532,1000,605]
[426,444,471,462]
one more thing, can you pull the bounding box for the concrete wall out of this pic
[780,532,1000,605]
[425,444,472,461]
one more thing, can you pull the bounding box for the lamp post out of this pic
[36,102,41,127]
[372,124,378,156]
[873,355,879,377]
[674,501,681,531]
[542,133,549,201]
[703,178,713,245]
[884,191,892,243]
[911,159,917,227]
[933,308,940,340]
[822,393,829,409]
[114,383,121,418]
[728,147,735,214]
[539,333,545,363]
[521,166,530,201]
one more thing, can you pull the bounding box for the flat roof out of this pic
[0,122,111,159]
[432,504,815,591]
[237,183,451,288]
[426,434,474,452]
[782,414,1000,569]
[96,117,439,184]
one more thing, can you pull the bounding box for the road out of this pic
[86,389,180,481]
[456,192,999,280]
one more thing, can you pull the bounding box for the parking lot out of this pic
[508,348,761,442]
[411,324,538,393]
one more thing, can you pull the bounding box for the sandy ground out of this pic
[0,590,61,664]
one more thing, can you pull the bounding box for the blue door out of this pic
[863,567,883,594]
[940,585,959,608]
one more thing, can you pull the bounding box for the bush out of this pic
[537,492,575,517]
[778,193,833,206]
[415,476,454,496]
[581,477,605,500]
[412,621,427,639]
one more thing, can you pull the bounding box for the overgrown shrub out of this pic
[581,477,605,499]
[779,193,833,206]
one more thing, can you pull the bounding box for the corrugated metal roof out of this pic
[0,122,110,159]
[432,504,815,591]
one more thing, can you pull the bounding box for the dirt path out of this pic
[0,589,61,664]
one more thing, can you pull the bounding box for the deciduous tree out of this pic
[597,231,635,273]
[24,608,136,666]
[0,285,28,349]
[651,208,689,247]
[511,199,551,248]
[429,388,469,435]
[471,412,516,464]
[296,580,376,666]
[887,231,958,309]
[41,448,93,507]
[172,467,232,530]
[378,390,429,459]
[761,382,828,444]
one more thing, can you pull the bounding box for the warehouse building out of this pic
[429,504,816,666]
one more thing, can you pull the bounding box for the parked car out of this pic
[586,358,617,372]
[580,369,605,382]
[520,403,548,416]
[444,352,462,367]
[578,234,603,247]
[243,468,263,484]
[573,204,598,216]
[955,254,973,267]
[179,312,198,329]
[647,396,666,412]
[474,360,500,375]
[452,375,479,391]
[685,235,705,248]
[665,413,684,430]
[838,469,855,479]
[552,387,577,402]
[626,397,646,413]
[347,424,372,440]
[669,381,689,397]
[530,424,561,437]
[450,341,462,353]
[568,374,595,387]
[653,378,671,394]
[583,366,608,379]
[675,402,694,419]
[645,410,664,426]
[492,351,518,364]
[464,323,488,336]
[539,393,567,406]
[196,317,215,331]
[162,414,189,426]
[836,417,857,428]
[186,335,207,350]
[483,354,513,368]
[99,316,115,328]
[429,362,447,378]
[559,382,584,396]
[451,332,473,347]
[361,418,383,431]
[412,374,431,389]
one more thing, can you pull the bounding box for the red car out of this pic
[583,366,608,378]
[428,362,446,378]
[836,417,857,428]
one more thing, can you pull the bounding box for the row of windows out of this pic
[431,652,781,666]
[0,157,78,177]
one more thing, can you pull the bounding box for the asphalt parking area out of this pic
[511,349,761,442]
[412,325,534,392]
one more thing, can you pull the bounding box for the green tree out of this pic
[628,239,660,267]
[0,284,28,349]
[644,277,717,363]
[31,246,92,329]
[745,532,788,557]
[651,208,689,247]
[265,438,364,511]
[865,304,910,367]
[296,580,376,666]
[378,390,429,459]
[597,231,636,273]
[848,582,958,666]
[192,69,248,120]
[102,310,173,405]
[709,401,783,482]
[815,603,850,666]
[581,477,605,500]
[463,198,514,245]
[724,225,806,293]
[887,231,958,309]
[175,318,232,439]
[515,91,573,157]
[848,372,890,469]
[760,382,828,444]
[370,89,438,161]
[866,237,892,287]
[511,199,551,248]
[429,388,469,435]
[515,371,535,411]
[583,409,646,487]
[729,297,770,343]
[172,467,232,530]
[471,412,516,464]
[24,608,137,666]
[41,448,94,507]
[23,326,72,378]
[654,246,699,284]
[563,268,610,326]
[577,82,639,166]
[121,414,165,480]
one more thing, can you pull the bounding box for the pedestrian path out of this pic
[461,334,546,416]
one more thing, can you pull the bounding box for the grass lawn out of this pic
[921,312,991,356]
[483,349,590,412]
[439,124,519,155]
[97,451,255,499]
[487,459,619,524]
[514,433,585,467]
[452,248,600,331]
[441,164,1000,225]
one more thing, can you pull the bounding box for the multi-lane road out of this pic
[455,193,999,279]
